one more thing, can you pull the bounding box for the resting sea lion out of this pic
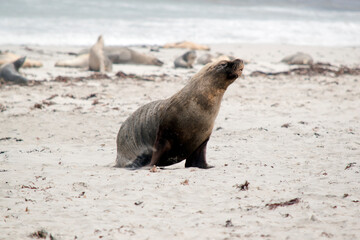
[55,54,89,68]
[197,53,213,65]
[0,52,43,68]
[163,41,210,51]
[174,50,197,68]
[115,58,244,169]
[89,35,112,72]
[77,47,163,66]
[0,57,28,84]
[197,53,236,65]
[105,47,163,66]
[281,52,313,65]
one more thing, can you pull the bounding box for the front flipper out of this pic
[185,138,213,169]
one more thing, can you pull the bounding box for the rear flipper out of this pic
[9,74,28,84]
[185,138,213,169]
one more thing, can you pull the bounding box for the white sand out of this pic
[1,43,359,239]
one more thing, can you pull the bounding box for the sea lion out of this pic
[281,52,313,65]
[197,53,213,65]
[115,58,244,169]
[174,50,197,68]
[0,52,43,68]
[105,47,163,66]
[55,54,89,68]
[163,41,210,51]
[89,35,112,72]
[197,53,236,65]
[0,57,28,84]
[78,47,163,66]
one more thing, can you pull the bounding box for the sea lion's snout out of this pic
[232,59,244,71]
[226,59,244,80]
[154,59,164,66]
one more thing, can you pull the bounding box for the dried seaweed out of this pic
[251,63,360,77]
[345,162,356,170]
[54,73,110,82]
[266,198,300,210]
[234,180,249,191]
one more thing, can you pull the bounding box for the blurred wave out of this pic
[0,0,359,46]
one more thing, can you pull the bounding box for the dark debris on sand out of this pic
[234,180,250,191]
[54,73,110,82]
[250,63,360,77]
[345,162,356,170]
[266,198,300,210]
[225,219,234,227]
[0,79,42,87]
[0,103,6,112]
[29,229,55,239]
[1,71,177,88]
[0,137,23,142]
[53,72,171,83]
[115,71,172,82]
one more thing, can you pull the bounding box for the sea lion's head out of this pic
[215,59,244,80]
[96,35,104,47]
[199,59,244,89]
[152,58,164,66]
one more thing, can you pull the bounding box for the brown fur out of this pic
[115,59,244,169]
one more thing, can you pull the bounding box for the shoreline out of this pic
[1,43,359,81]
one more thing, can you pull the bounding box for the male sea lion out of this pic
[115,58,244,169]
[174,50,197,68]
[0,57,28,84]
[0,52,43,68]
[163,41,210,51]
[89,35,112,72]
[281,52,313,65]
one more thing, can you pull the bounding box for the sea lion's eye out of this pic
[220,62,227,67]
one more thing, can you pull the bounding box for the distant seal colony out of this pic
[115,59,244,169]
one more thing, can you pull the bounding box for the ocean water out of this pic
[0,0,359,46]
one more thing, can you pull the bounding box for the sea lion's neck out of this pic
[189,74,227,97]
[171,75,227,113]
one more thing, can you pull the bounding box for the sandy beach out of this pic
[1,43,360,239]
